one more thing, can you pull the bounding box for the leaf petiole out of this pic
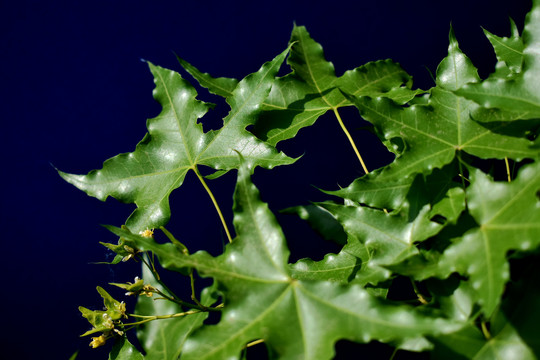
[332,107,369,174]
[480,321,492,340]
[192,165,234,243]
[138,254,204,310]
[504,157,512,182]
[189,269,208,310]
[410,279,429,305]
[123,309,203,327]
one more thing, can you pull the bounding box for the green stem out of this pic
[192,165,233,243]
[504,157,511,182]
[457,153,468,189]
[140,255,175,296]
[160,226,189,254]
[481,321,492,340]
[124,309,202,327]
[154,288,211,311]
[410,279,429,305]
[139,254,208,311]
[246,339,265,348]
[125,303,224,328]
[332,107,369,175]
[189,269,208,310]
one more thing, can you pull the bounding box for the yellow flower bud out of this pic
[89,335,107,348]
[139,228,154,238]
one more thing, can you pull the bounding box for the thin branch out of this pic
[138,254,210,311]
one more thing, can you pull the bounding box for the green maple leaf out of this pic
[289,161,465,288]
[109,160,460,359]
[253,25,422,147]
[483,18,524,78]
[456,0,540,119]
[345,28,537,183]
[325,170,419,211]
[280,204,347,245]
[289,240,363,285]
[399,161,540,317]
[109,338,145,360]
[178,25,421,161]
[136,276,217,360]
[326,159,462,212]
[282,205,366,286]
[176,55,239,98]
[317,182,465,287]
[430,269,540,359]
[59,48,295,232]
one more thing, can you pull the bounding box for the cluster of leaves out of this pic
[62,1,540,358]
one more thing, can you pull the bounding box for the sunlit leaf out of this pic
[430,267,540,359]
[346,28,537,183]
[281,204,347,245]
[400,161,540,316]
[136,275,217,360]
[253,26,422,146]
[108,161,460,359]
[60,48,295,232]
[483,18,524,78]
[109,338,145,360]
[456,0,540,119]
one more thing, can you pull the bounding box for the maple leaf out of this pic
[252,25,422,148]
[393,161,540,317]
[288,159,466,291]
[135,278,218,360]
[176,55,239,98]
[456,0,540,119]
[109,338,145,360]
[59,48,295,232]
[430,269,540,359]
[178,25,422,174]
[325,158,463,213]
[483,18,524,78]
[109,159,461,359]
[314,180,465,287]
[344,28,538,184]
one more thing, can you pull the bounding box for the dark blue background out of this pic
[0,1,532,359]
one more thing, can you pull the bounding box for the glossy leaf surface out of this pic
[253,26,421,146]
[178,25,421,147]
[136,272,214,360]
[108,162,460,359]
[347,29,537,182]
[109,338,145,360]
[456,0,540,118]
[431,268,540,359]
[483,18,524,77]
[401,162,540,316]
[60,49,294,232]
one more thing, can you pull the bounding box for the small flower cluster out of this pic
[139,228,154,238]
[111,276,157,298]
[79,287,128,349]
[121,244,141,262]
[88,312,126,348]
